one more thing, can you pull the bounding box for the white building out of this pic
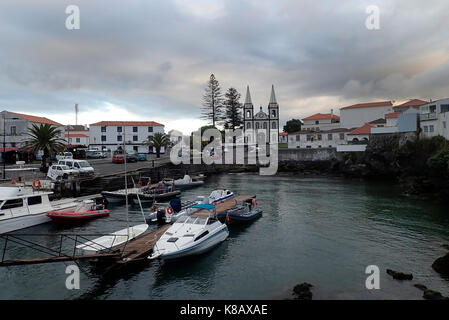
[301,112,340,131]
[89,121,165,153]
[243,85,279,145]
[288,128,350,149]
[340,101,393,129]
[419,98,449,140]
[64,124,89,146]
[279,132,288,144]
[393,99,428,113]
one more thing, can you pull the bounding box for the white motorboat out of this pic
[76,223,149,254]
[173,175,204,190]
[149,204,229,260]
[0,186,91,234]
[208,189,234,204]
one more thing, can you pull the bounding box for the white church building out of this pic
[243,85,280,145]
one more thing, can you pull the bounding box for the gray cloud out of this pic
[0,0,448,130]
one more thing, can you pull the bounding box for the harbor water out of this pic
[1,173,449,299]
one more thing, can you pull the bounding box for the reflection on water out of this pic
[1,173,448,299]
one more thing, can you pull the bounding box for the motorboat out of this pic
[0,186,93,234]
[208,189,234,204]
[173,175,204,190]
[46,200,109,222]
[146,196,207,224]
[102,181,181,204]
[149,204,229,261]
[76,224,149,254]
[217,199,262,224]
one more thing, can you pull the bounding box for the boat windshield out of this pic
[176,216,193,224]
[193,217,208,225]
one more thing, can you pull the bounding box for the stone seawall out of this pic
[279,148,343,162]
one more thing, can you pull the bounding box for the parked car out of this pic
[57,159,94,176]
[87,151,105,159]
[56,152,73,161]
[137,153,147,161]
[126,153,138,163]
[112,154,125,163]
[47,164,78,181]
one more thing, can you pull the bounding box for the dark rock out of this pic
[423,289,448,300]
[414,284,428,291]
[292,282,313,300]
[432,252,449,277]
[386,269,413,280]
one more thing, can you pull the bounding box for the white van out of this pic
[47,164,78,180]
[57,159,94,176]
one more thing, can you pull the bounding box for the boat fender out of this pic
[33,178,41,189]
[167,207,173,214]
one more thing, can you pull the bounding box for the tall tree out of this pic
[283,119,302,133]
[23,123,66,172]
[144,132,170,158]
[201,74,223,127]
[222,87,243,129]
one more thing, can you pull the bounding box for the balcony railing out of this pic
[420,113,437,121]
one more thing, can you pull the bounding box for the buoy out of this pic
[33,179,41,189]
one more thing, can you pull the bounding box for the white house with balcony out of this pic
[340,101,394,129]
[419,98,449,139]
[89,121,165,153]
[301,112,340,131]
[288,128,351,149]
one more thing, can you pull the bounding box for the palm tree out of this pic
[144,132,170,158]
[22,123,66,172]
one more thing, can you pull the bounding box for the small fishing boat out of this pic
[208,189,234,204]
[46,200,109,222]
[173,175,204,190]
[146,196,207,224]
[217,199,262,224]
[76,224,149,254]
[149,204,229,261]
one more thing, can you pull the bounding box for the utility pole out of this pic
[3,112,6,180]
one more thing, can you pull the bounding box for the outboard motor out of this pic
[156,208,166,224]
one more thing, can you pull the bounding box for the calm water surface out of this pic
[1,174,449,299]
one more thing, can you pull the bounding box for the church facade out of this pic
[243,85,279,144]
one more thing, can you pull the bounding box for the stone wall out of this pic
[279,148,343,162]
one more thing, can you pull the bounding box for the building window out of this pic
[429,125,434,132]
[117,135,123,141]
[148,126,153,132]
[117,126,122,132]
[263,122,267,129]
[423,126,428,132]
[315,120,319,125]
[68,138,72,144]
[101,126,107,132]
[76,138,80,143]
[256,123,260,129]
[272,122,276,129]
[339,133,344,140]
[101,135,106,142]
[306,134,313,142]
[296,135,300,141]
[133,135,138,141]
[328,134,333,140]
[317,134,322,141]
[444,121,446,129]
[441,105,449,113]
[247,110,251,118]
[306,146,311,149]
[11,142,16,147]
[246,122,251,129]
[133,126,138,132]
[10,126,16,135]
[271,110,276,117]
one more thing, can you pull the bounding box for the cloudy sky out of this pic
[1,0,448,134]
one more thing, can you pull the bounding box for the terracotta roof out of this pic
[369,118,387,124]
[65,133,89,138]
[347,123,373,135]
[66,125,88,131]
[12,112,63,126]
[340,101,392,110]
[90,121,164,127]
[302,113,340,121]
[279,132,288,136]
[289,127,351,135]
[394,99,428,108]
[386,112,402,119]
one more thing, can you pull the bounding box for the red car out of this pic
[112,154,125,163]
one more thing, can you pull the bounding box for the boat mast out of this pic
[123,121,129,239]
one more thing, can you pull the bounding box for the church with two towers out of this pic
[243,85,279,145]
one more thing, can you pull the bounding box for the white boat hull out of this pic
[0,213,51,234]
[152,225,229,260]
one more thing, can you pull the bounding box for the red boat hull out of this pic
[46,209,110,222]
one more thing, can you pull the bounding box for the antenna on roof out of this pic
[75,104,79,125]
